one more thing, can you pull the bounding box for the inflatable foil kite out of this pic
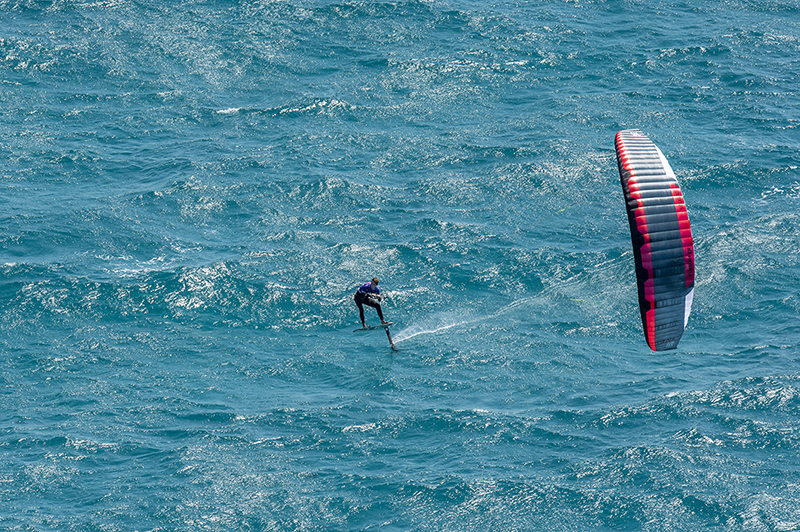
[615,129,695,351]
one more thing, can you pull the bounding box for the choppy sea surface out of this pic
[1,0,799,530]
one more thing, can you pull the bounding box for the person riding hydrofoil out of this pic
[354,277,388,328]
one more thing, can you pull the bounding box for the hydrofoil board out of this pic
[353,322,393,332]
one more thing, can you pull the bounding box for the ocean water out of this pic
[1,0,799,530]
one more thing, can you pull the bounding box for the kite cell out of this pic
[615,129,695,351]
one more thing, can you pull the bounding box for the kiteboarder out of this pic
[354,277,388,328]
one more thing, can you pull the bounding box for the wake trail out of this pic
[393,319,476,343]
[392,296,538,344]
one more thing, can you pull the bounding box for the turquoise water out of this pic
[1,1,799,530]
